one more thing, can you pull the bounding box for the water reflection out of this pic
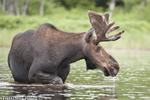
[1,83,68,100]
[0,82,117,100]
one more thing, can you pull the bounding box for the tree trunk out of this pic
[40,0,45,16]
[21,0,30,16]
[2,0,6,14]
[0,1,2,10]
[9,0,15,15]
[15,0,20,16]
[21,0,25,16]
[109,0,116,18]
[141,0,147,6]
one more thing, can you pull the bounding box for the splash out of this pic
[112,77,116,98]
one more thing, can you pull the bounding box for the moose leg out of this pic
[34,72,63,84]
[57,65,70,83]
[28,61,63,84]
[29,71,63,84]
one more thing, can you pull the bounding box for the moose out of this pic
[8,11,124,84]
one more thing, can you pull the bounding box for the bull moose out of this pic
[8,11,124,84]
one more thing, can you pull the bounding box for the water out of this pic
[0,48,150,100]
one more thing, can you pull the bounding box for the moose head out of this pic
[84,11,124,77]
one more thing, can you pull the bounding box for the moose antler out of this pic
[88,11,125,45]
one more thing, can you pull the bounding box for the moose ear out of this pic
[85,28,94,43]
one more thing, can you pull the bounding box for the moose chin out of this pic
[8,11,124,84]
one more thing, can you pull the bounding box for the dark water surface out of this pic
[0,48,150,100]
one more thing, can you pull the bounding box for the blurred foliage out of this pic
[0,0,150,49]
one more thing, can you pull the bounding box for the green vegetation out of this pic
[0,0,150,49]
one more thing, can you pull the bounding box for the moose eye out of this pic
[96,46,100,52]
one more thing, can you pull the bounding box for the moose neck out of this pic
[59,32,86,66]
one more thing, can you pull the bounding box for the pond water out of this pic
[0,48,150,100]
